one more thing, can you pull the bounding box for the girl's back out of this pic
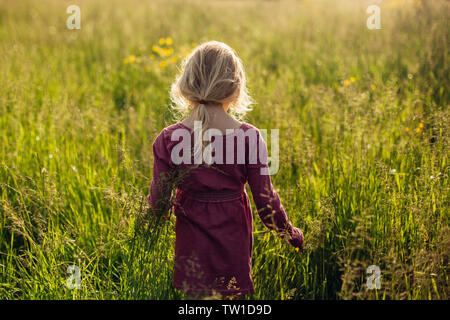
[148,41,303,298]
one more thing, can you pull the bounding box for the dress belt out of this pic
[177,187,245,202]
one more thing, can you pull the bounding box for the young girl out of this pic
[148,41,304,299]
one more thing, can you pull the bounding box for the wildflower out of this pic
[49,154,53,159]
[343,80,350,86]
[152,45,160,53]
[36,136,40,141]
[123,58,128,64]
[128,55,135,63]
[390,169,397,174]
[159,48,172,57]
[419,123,424,128]
[166,37,173,45]
[405,127,410,132]
[371,84,376,90]
[145,67,151,73]
[159,48,168,57]
[159,38,165,45]
[415,127,422,133]
[295,247,300,252]
[350,77,356,82]
[408,73,413,80]
[159,60,168,69]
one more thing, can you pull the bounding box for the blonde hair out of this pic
[170,41,253,156]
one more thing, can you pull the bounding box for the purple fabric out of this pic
[148,122,304,296]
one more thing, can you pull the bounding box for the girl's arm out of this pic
[246,130,304,249]
[148,129,173,217]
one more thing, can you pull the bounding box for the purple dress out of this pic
[148,122,303,296]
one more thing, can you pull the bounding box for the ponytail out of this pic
[192,102,210,163]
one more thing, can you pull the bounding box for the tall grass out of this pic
[0,0,448,299]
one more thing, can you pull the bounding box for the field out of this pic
[0,0,448,299]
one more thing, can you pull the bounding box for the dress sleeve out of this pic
[148,129,174,217]
[246,129,304,249]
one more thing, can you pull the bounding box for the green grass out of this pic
[0,0,448,300]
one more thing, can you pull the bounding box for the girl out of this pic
[148,41,304,299]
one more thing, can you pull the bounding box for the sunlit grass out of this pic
[0,0,448,300]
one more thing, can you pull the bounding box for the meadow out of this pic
[0,0,448,299]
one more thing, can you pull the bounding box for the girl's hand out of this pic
[289,227,304,252]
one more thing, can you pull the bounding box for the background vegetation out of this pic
[0,0,448,299]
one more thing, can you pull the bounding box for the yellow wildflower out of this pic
[405,127,410,132]
[123,58,128,64]
[159,60,168,69]
[166,37,173,45]
[415,127,422,133]
[419,123,424,128]
[145,67,151,73]
[160,48,169,57]
[295,247,300,252]
[350,77,356,82]
[371,84,376,90]
[152,45,160,53]
[159,38,165,45]
[344,80,350,87]
[128,55,135,63]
